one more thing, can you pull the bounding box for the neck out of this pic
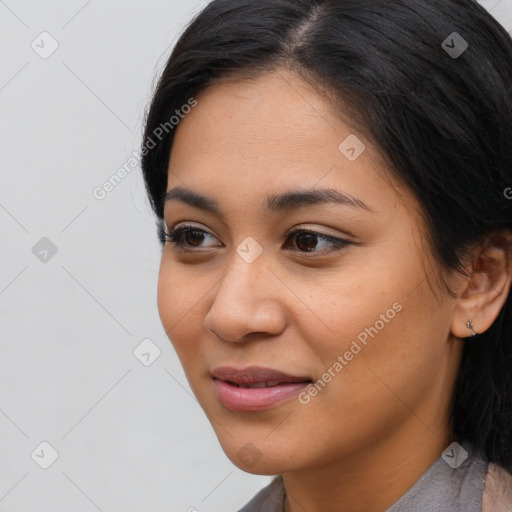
[282,419,453,512]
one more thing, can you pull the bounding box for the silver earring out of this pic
[466,319,478,337]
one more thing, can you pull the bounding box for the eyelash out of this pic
[160,224,352,255]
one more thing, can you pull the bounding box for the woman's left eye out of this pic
[284,228,351,254]
[162,225,351,255]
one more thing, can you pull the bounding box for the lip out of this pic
[211,366,312,384]
[211,366,312,412]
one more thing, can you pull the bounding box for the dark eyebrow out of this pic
[163,186,373,217]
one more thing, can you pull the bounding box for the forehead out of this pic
[165,68,408,220]
[171,69,350,164]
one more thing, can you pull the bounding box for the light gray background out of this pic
[1,1,511,511]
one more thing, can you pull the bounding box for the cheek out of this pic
[315,286,448,425]
[300,263,444,410]
[157,259,206,360]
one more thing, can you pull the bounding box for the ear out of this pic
[451,229,512,339]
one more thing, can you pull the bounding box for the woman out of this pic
[140,0,512,510]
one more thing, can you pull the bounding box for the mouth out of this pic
[211,366,313,411]
[219,380,301,389]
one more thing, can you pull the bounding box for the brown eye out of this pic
[181,229,207,247]
[286,229,351,254]
[295,232,319,252]
[163,225,219,250]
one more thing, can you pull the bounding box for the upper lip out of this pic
[211,366,312,385]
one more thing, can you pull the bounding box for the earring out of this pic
[466,319,478,337]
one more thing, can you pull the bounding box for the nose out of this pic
[203,257,288,343]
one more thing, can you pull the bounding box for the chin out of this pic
[216,436,303,475]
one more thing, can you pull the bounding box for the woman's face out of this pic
[157,67,465,475]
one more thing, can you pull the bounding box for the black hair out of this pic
[140,0,512,469]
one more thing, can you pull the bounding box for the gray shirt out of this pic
[237,442,488,511]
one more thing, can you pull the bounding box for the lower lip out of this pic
[213,379,310,412]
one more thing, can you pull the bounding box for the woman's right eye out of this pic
[162,225,219,252]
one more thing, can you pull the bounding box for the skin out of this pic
[156,67,512,512]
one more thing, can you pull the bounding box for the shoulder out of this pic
[482,462,512,512]
[237,476,285,512]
